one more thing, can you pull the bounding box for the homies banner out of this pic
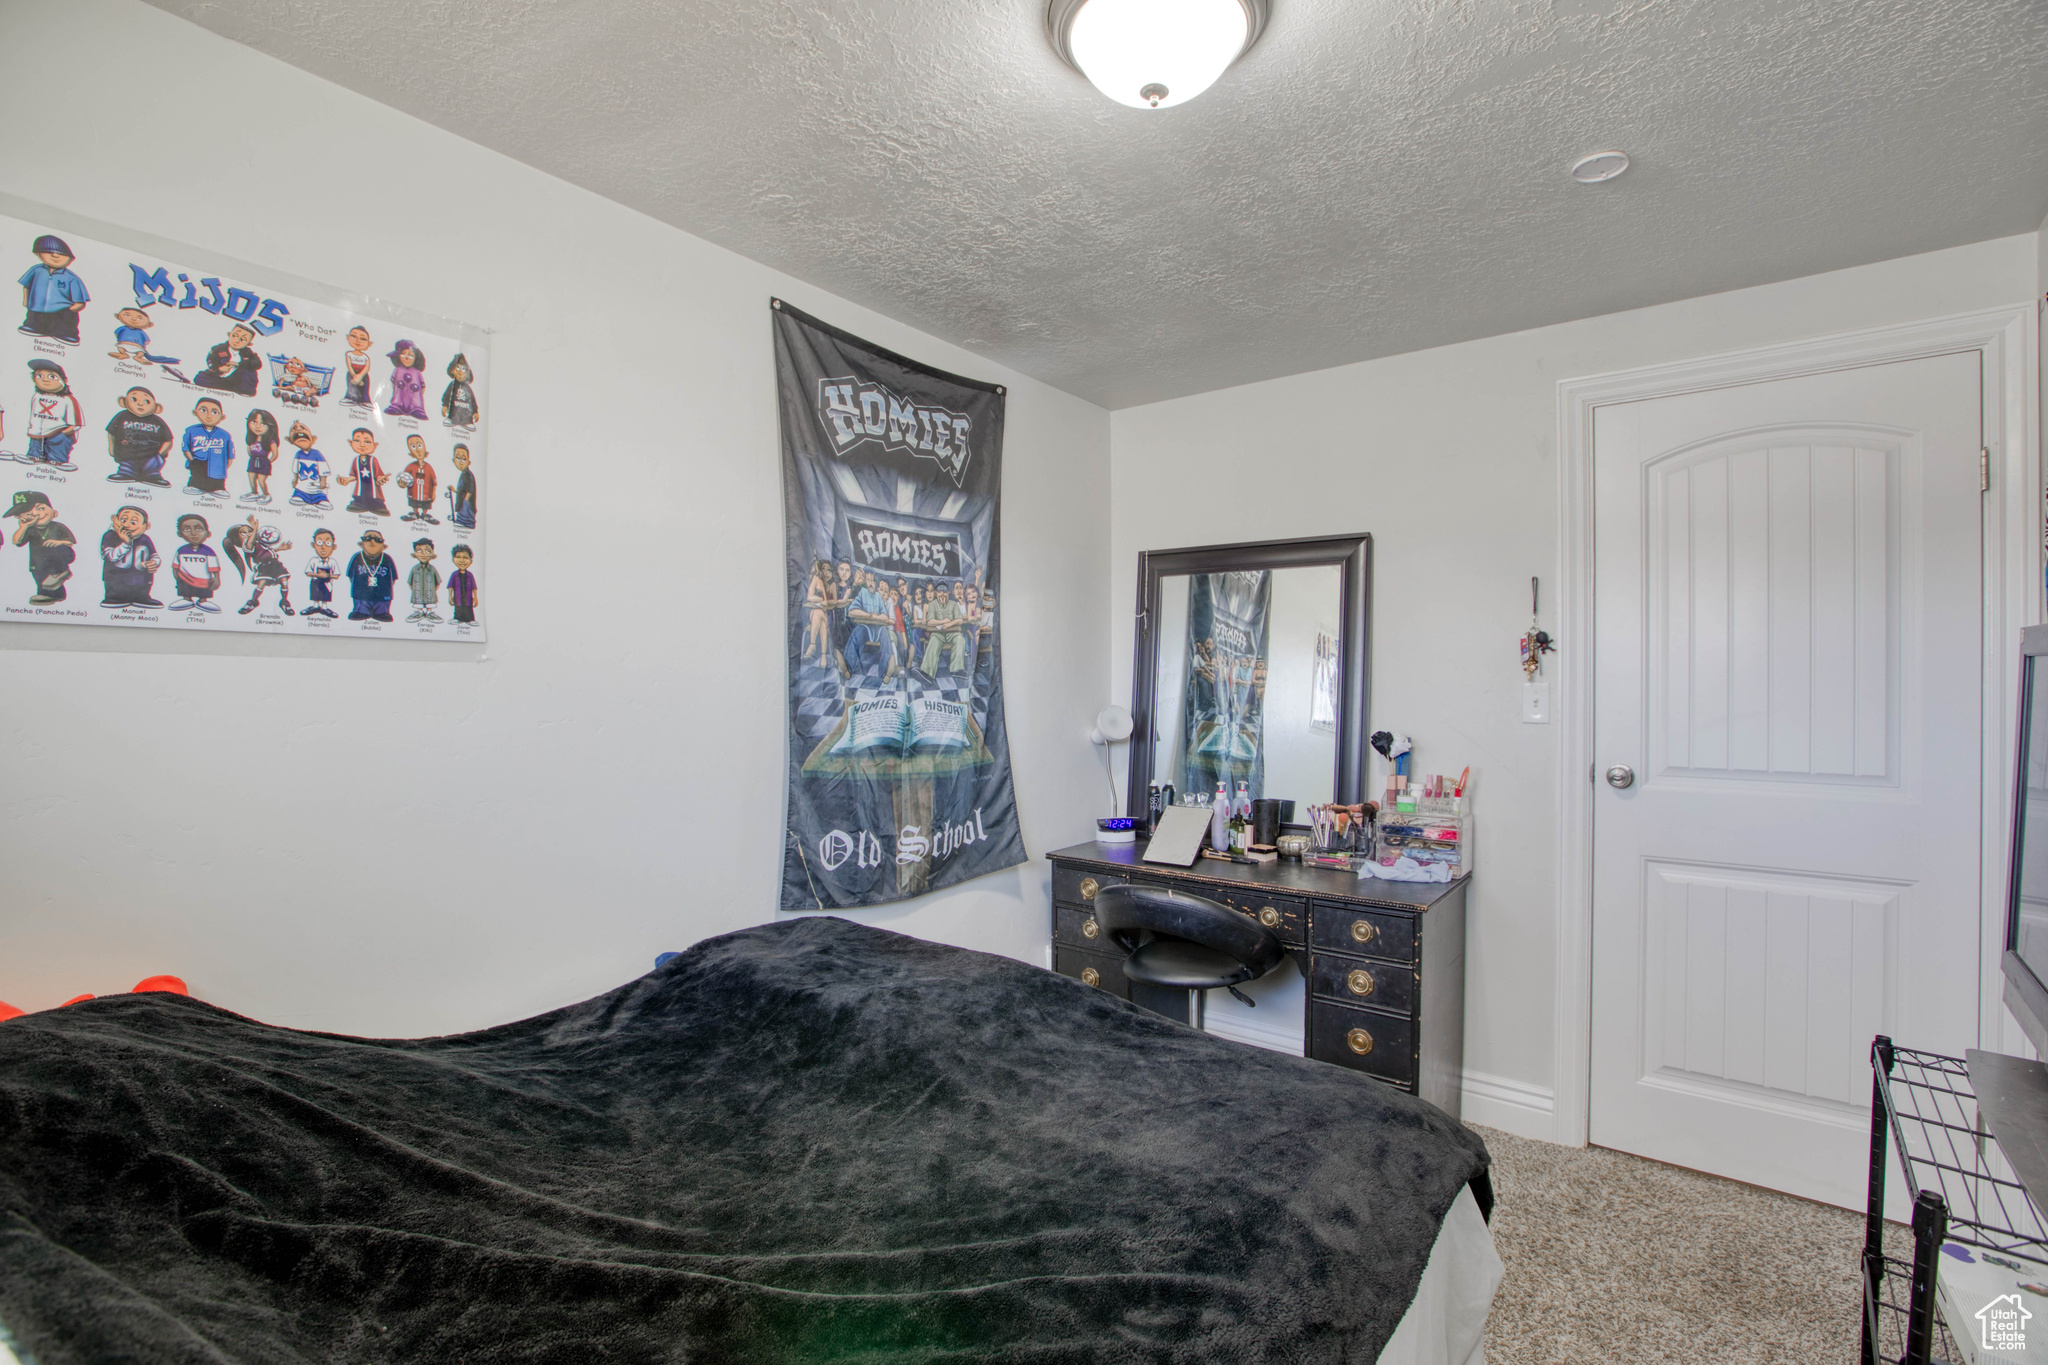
[1181,570,1271,800]
[773,301,1024,909]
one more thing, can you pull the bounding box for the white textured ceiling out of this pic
[149,0,2048,409]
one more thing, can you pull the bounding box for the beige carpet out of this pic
[1475,1124,1893,1364]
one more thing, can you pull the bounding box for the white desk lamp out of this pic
[1090,705,1136,843]
[1090,704,1134,747]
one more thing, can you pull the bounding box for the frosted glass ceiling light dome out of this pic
[1047,0,1269,110]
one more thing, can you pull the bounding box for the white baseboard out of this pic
[1460,1068,1558,1142]
[1201,1011,1305,1056]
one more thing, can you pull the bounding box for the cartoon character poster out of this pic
[773,301,1024,910]
[0,208,488,640]
[1179,570,1271,800]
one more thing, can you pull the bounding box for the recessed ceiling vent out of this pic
[1570,151,1631,183]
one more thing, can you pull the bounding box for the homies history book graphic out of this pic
[0,209,487,642]
[773,301,1023,910]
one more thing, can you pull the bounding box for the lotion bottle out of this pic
[1211,781,1230,851]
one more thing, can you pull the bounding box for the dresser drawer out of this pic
[1308,1000,1415,1086]
[1308,953,1415,1015]
[1054,944,1131,999]
[1054,904,1110,949]
[1209,886,1306,945]
[1052,864,1124,907]
[1310,903,1416,963]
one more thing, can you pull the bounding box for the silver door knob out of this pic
[1605,765,1635,789]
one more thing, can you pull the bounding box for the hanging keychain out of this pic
[1520,576,1554,680]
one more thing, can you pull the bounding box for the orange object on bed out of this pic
[0,976,192,1022]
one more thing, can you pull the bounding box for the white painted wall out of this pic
[0,0,1112,1035]
[1110,233,2040,1127]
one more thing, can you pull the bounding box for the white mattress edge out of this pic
[1376,1184,1505,1365]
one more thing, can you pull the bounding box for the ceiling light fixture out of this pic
[1569,151,1631,183]
[1047,0,1269,110]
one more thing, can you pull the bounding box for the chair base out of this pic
[1130,982,1207,1029]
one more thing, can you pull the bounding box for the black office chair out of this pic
[1092,883,1286,1027]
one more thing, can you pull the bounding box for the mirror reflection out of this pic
[2016,658,2048,980]
[1148,564,1342,809]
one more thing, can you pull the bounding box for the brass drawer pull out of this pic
[1346,968,1375,997]
[1081,966,1101,987]
[1346,1027,1374,1056]
[1078,877,1100,901]
[1350,919,1378,946]
[1082,917,1100,940]
[1258,906,1281,928]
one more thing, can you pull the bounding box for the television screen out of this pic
[2010,648,2048,1049]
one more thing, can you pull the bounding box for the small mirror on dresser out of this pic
[1127,534,1371,826]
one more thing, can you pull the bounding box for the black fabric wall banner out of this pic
[774,302,1024,909]
[1181,570,1272,801]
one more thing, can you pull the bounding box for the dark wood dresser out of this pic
[1046,840,1468,1116]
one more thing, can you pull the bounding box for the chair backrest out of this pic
[1092,883,1286,978]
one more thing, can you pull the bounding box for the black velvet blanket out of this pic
[0,917,1489,1364]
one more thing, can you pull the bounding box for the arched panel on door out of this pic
[1640,423,1916,791]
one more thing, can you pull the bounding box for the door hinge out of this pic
[1982,448,1991,492]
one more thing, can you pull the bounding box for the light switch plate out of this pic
[1523,681,1549,724]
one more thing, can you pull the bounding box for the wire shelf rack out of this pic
[1866,1244,1962,1365]
[1862,1037,2048,1365]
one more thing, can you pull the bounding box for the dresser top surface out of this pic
[1046,840,1467,911]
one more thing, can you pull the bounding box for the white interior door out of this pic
[1589,350,1985,1208]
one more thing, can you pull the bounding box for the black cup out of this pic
[1251,798,1284,846]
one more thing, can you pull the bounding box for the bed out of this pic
[0,916,1497,1363]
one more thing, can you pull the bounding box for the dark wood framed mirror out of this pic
[1127,533,1371,827]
